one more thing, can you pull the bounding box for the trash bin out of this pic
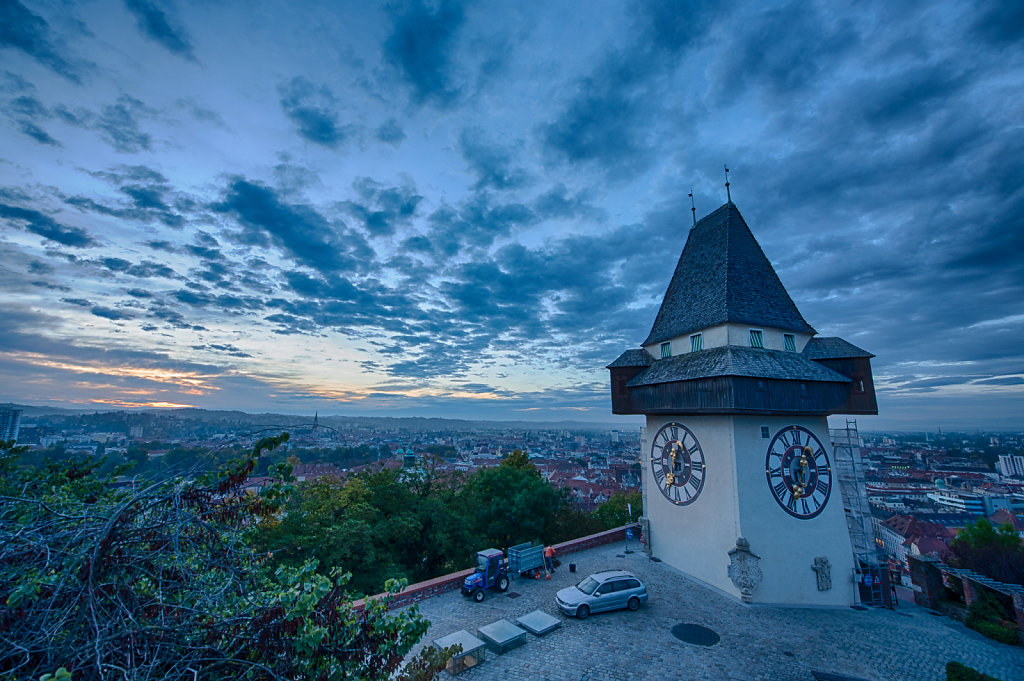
[569,562,576,573]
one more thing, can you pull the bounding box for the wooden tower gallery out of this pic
[608,202,878,606]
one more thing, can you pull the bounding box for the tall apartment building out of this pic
[998,454,1024,477]
[0,408,23,442]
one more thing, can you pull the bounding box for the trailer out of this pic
[508,542,545,576]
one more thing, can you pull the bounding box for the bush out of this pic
[964,588,1019,646]
[946,661,1003,681]
[0,436,447,681]
[968,619,1019,646]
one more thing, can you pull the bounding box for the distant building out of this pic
[998,454,1024,477]
[873,513,957,569]
[926,491,986,515]
[0,408,23,442]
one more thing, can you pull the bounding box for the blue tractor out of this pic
[461,548,511,602]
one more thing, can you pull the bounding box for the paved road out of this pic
[404,541,1023,681]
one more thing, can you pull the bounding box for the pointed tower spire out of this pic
[724,165,732,203]
[642,203,815,346]
[689,189,696,228]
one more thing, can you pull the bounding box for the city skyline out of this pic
[2,1,1023,430]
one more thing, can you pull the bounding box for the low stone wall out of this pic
[909,554,1024,645]
[354,524,639,612]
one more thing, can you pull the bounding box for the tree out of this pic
[949,519,1024,586]
[0,436,447,681]
[256,466,478,595]
[464,453,562,549]
[594,491,642,530]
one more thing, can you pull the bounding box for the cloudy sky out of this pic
[1,0,1022,429]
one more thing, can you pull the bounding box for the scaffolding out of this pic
[831,420,889,606]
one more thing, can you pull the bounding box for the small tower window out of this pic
[660,342,671,358]
[749,329,764,348]
[690,333,703,352]
[784,334,796,352]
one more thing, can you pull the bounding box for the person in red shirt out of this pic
[544,545,556,573]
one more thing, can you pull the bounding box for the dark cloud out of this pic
[970,2,1024,45]
[191,342,251,358]
[186,244,223,260]
[16,120,60,145]
[341,177,422,237]
[708,3,860,106]
[531,183,595,220]
[632,0,717,56]
[0,1,84,81]
[124,0,196,60]
[60,297,92,307]
[213,177,372,276]
[975,377,1024,386]
[91,305,134,320]
[2,94,61,145]
[375,117,406,146]
[126,288,153,298]
[383,0,465,106]
[96,95,153,152]
[458,127,531,191]
[28,260,53,275]
[0,203,95,247]
[86,256,179,279]
[278,77,348,147]
[538,50,657,178]
[145,240,175,252]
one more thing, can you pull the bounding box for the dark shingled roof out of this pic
[607,349,654,369]
[626,346,851,388]
[802,337,874,359]
[642,203,816,346]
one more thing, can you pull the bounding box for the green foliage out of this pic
[0,436,446,681]
[964,588,1019,646]
[466,454,562,550]
[950,519,1024,586]
[946,660,1004,681]
[256,466,478,595]
[594,491,642,530]
[39,668,73,681]
[256,448,618,595]
[500,449,533,470]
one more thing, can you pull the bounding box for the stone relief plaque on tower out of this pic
[727,537,762,603]
[812,556,832,591]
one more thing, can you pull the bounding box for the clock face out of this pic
[650,422,706,506]
[764,425,832,519]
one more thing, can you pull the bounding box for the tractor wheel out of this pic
[627,596,640,611]
[497,576,510,592]
[472,589,485,603]
[576,604,590,620]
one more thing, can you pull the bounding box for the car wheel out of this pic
[473,589,485,602]
[576,604,590,620]
[497,576,509,592]
[627,596,640,611]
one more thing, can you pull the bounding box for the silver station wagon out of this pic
[555,569,648,619]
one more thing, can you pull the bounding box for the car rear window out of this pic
[622,578,641,590]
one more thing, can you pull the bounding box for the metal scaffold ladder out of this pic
[830,420,887,605]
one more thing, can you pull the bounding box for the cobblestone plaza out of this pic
[405,541,1023,681]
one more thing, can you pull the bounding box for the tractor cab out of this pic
[461,548,510,602]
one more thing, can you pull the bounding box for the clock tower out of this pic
[608,202,877,606]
